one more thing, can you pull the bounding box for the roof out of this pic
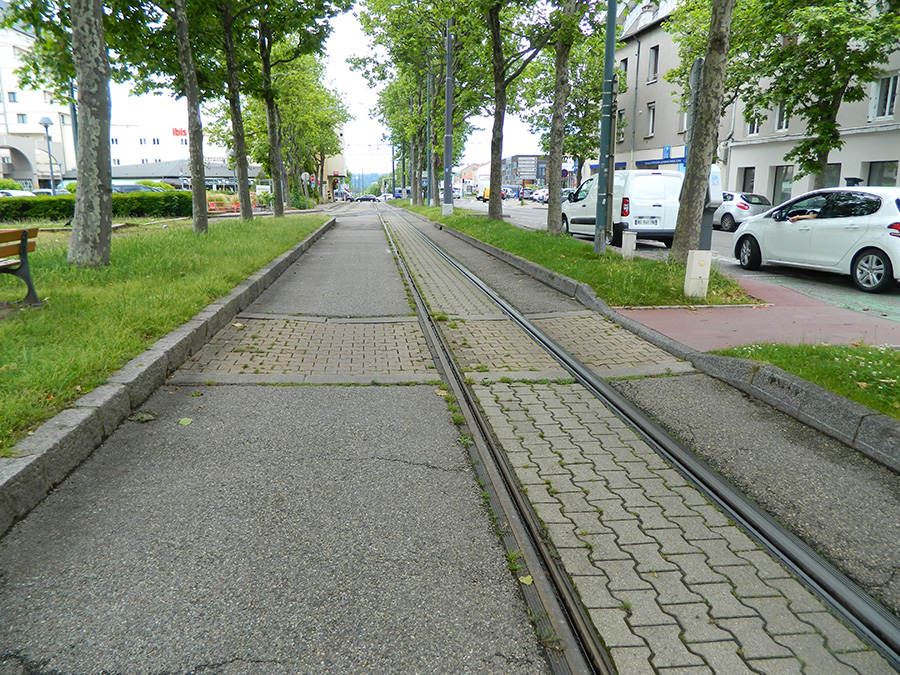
[111,159,261,181]
[621,0,678,40]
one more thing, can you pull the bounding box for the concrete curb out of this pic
[0,217,336,538]
[436,223,900,475]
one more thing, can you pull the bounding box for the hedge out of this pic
[0,192,193,223]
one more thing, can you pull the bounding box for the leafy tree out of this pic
[67,0,112,266]
[520,28,608,233]
[671,0,735,261]
[667,0,900,188]
[0,179,24,190]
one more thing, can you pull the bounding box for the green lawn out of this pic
[0,215,328,455]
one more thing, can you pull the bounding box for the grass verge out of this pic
[715,343,900,421]
[0,214,328,455]
[402,205,754,307]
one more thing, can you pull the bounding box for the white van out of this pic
[561,170,685,247]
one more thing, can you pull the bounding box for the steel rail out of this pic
[379,206,614,675]
[388,205,900,672]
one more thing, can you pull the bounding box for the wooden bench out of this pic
[0,228,42,306]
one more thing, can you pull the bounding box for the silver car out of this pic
[713,191,771,232]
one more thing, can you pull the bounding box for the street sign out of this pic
[561,169,568,178]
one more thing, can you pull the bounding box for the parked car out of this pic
[733,186,900,293]
[32,188,71,196]
[561,170,685,246]
[377,193,393,201]
[531,187,549,203]
[112,184,163,193]
[353,194,378,202]
[0,190,36,197]
[713,191,771,232]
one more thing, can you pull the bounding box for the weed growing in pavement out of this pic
[506,550,524,573]
[715,342,900,420]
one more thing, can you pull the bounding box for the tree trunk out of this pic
[487,5,505,221]
[220,0,253,221]
[547,14,575,235]
[172,0,207,234]
[67,0,111,267]
[671,0,735,262]
[259,20,284,218]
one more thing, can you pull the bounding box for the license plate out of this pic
[634,217,658,227]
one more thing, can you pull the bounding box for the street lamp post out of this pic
[38,117,56,196]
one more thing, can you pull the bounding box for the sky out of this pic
[109,6,544,175]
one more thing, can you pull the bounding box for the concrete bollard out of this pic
[622,231,637,259]
[684,249,712,298]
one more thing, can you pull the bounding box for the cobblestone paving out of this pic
[180,316,433,379]
[534,312,695,378]
[476,382,894,675]
[383,212,504,319]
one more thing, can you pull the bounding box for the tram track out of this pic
[379,203,900,673]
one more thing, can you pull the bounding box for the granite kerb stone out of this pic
[0,217,337,538]
[436,222,900,475]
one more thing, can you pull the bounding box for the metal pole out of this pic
[426,60,433,207]
[442,18,454,216]
[594,0,617,254]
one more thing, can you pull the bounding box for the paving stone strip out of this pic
[176,315,434,383]
[382,212,896,674]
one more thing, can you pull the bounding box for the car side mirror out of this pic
[567,192,576,203]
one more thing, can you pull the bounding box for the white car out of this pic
[562,170,685,246]
[733,186,900,293]
[531,187,549,203]
[377,193,393,201]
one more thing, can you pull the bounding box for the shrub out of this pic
[0,191,193,223]
[64,182,77,193]
[0,179,24,190]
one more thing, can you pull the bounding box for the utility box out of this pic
[684,249,712,298]
[699,164,724,250]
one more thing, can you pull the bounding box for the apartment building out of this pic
[613,1,899,204]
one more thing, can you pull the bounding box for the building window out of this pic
[775,104,789,131]
[773,165,794,204]
[7,92,17,103]
[647,46,659,82]
[871,75,898,120]
[868,161,898,186]
[741,167,756,193]
[181,138,188,145]
[111,138,119,145]
[646,102,656,137]
[824,163,841,188]
[113,159,121,166]
[679,109,689,133]
[141,159,148,164]
[16,114,27,124]
[746,116,761,136]
[619,58,628,90]
[60,114,68,124]
[139,138,147,145]
[152,138,160,145]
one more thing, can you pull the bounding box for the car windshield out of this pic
[741,194,770,205]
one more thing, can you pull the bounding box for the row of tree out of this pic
[2,0,352,266]
[353,0,899,261]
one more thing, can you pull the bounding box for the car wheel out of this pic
[852,248,893,293]
[720,213,736,232]
[561,214,570,234]
[738,236,762,270]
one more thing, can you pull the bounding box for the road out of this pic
[450,196,900,323]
